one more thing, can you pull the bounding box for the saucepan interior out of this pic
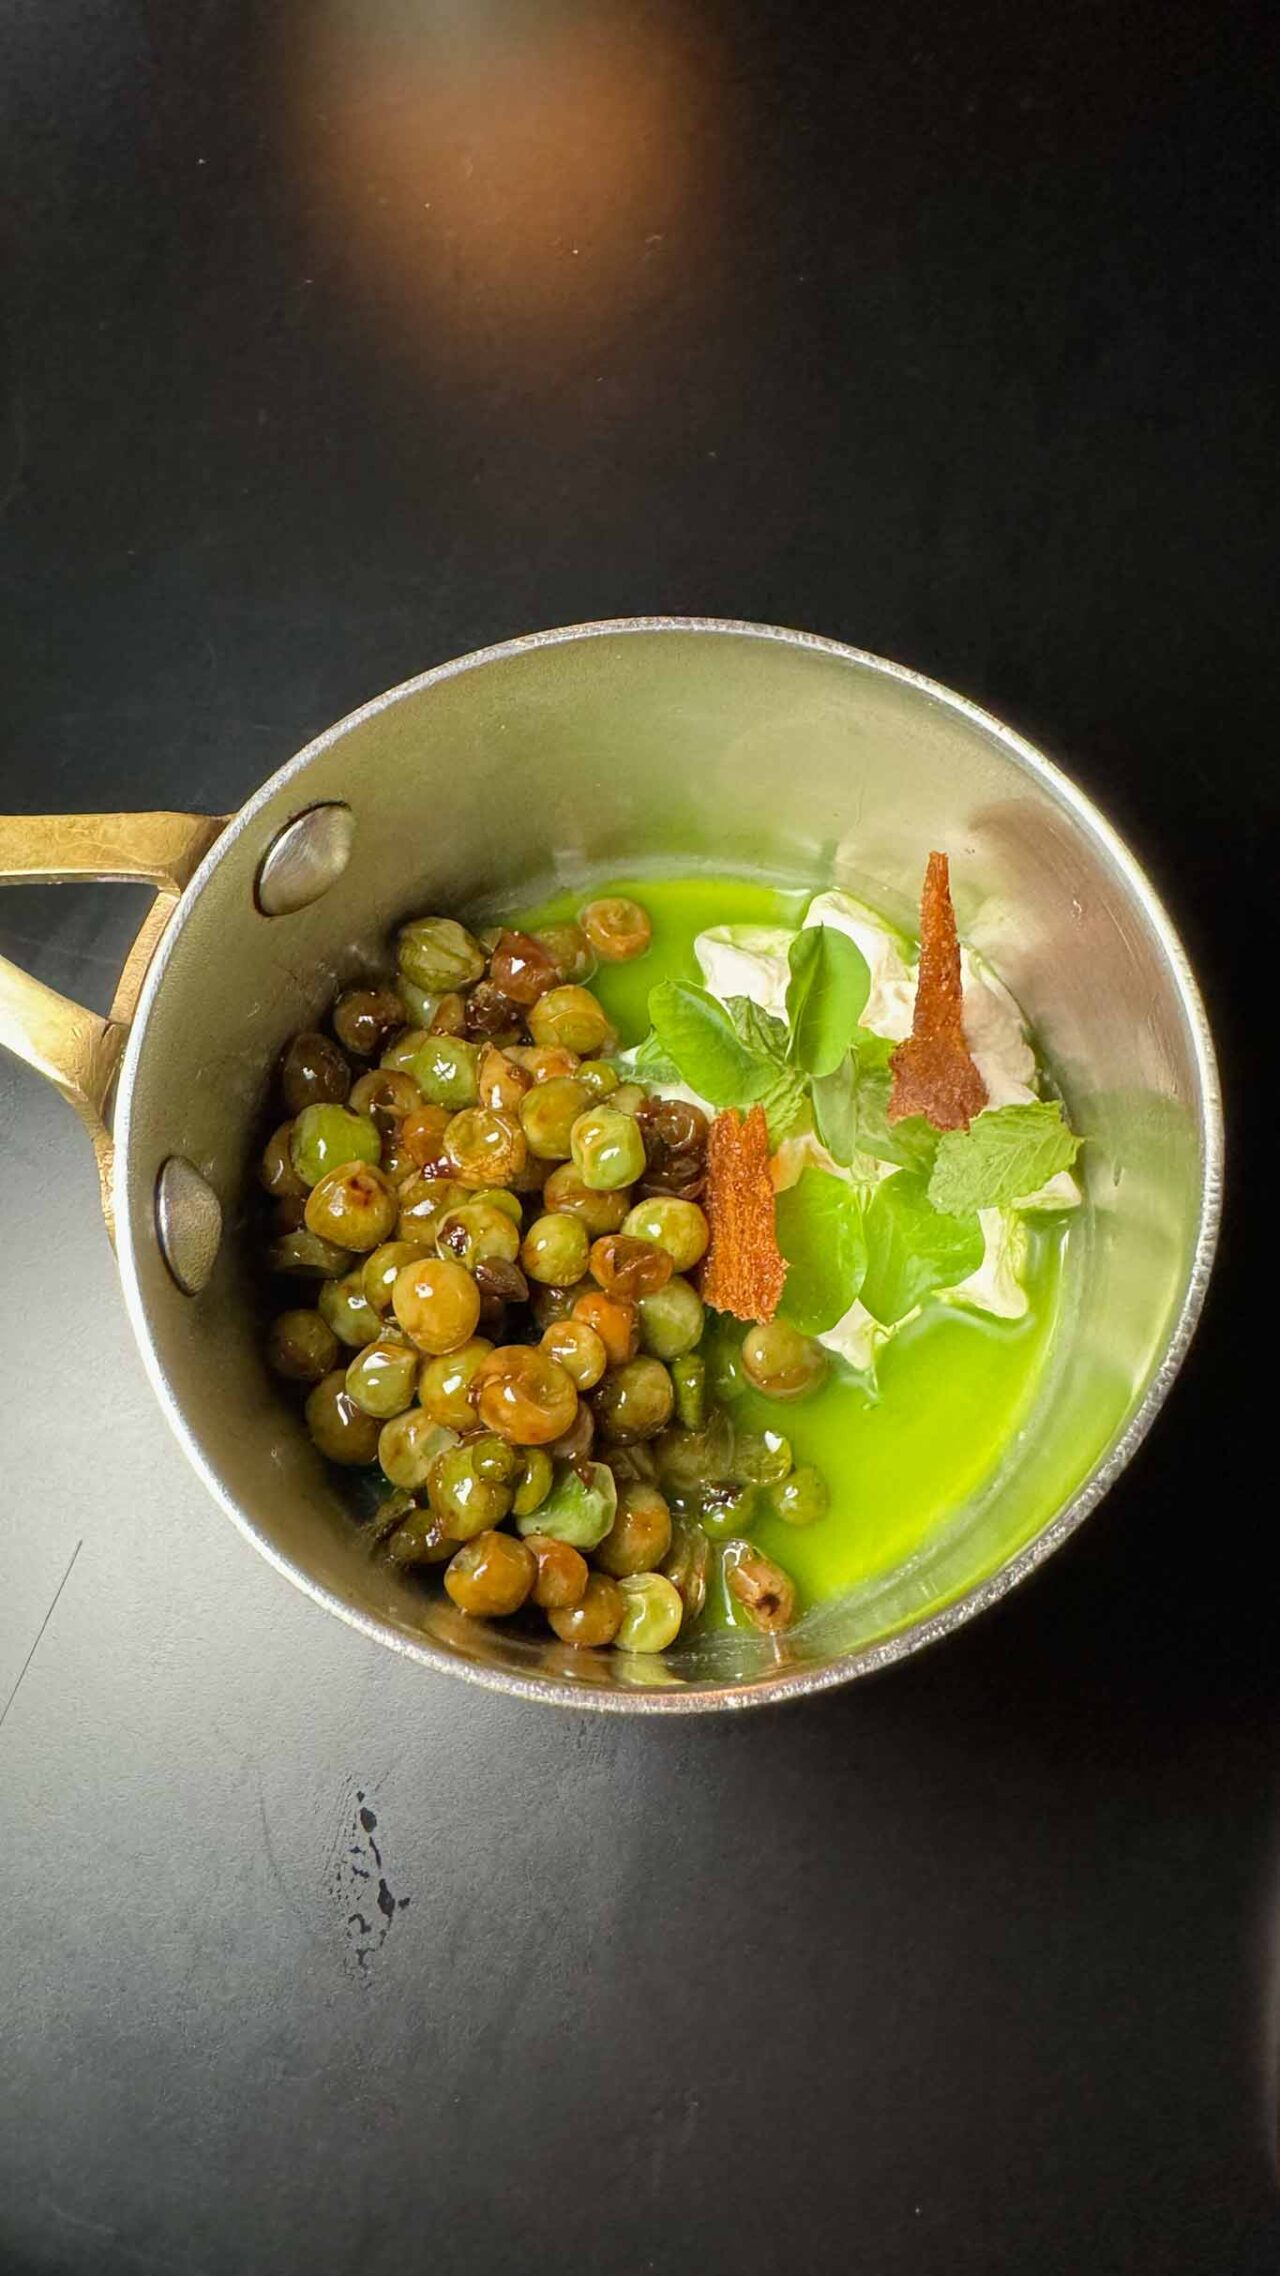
[113,622,1220,1709]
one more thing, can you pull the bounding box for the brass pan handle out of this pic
[0,812,226,1234]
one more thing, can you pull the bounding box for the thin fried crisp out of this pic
[889,851,988,1133]
[700,1105,787,1323]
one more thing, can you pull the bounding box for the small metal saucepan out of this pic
[0,621,1222,1711]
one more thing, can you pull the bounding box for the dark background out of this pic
[0,3,1273,2271]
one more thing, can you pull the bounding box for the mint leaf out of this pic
[648,980,778,1108]
[754,1063,810,1149]
[848,1034,938,1173]
[785,927,871,1078]
[725,996,790,1063]
[776,1168,867,1334]
[617,1029,681,1083]
[810,1055,858,1166]
[927,1102,1080,1215]
[860,1172,984,1325]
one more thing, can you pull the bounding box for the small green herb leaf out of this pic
[848,1033,938,1173]
[810,1055,858,1166]
[785,927,871,1078]
[754,1064,810,1149]
[617,1029,681,1083]
[776,1168,867,1334]
[725,996,790,1063]
[927,1102,1081,1215]
[860,1172,984,1326]
[647,981,778,1108]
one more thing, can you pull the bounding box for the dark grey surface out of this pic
[0,2,1273,2270]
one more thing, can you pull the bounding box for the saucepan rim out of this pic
[112,617,1224,1712]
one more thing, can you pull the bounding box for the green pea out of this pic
[621,1196,709,1271]
[426,1442,513,1538]
[705,1321,749,1403]
[268,1227,356,1279]
[394,977,442,1028]
[741,1319,827,1401]
[471,1433,520,1484]
[734,1428,794,1486]
[304,1372,382,1465]
[410,1035,479,1109]
[384,1504,457,1565]
[265,1309,340,1383]
[595,1482,672,1577]
[593,1356,674,1442]
[613,1572,683,1654]
[436,1200,521,1271]
[318,1269,384,1348]
[379,1026,430,1076]
[771,1465,829,1526]
[655,1410,736,1496]
[344,1338,419,1418]
[379,1410,459,1491]
[520,1077,593,1161]
[290,1104,382,1189]
[571,1108,646,1192]
[610,1083,647,1117]
[576,1060,618,1099]
[472,1187,524,1225]
[514,1459,616,1549]
[698,1481,761,1540]
[362,1239,433,1316]
[527,984,611,1055]
[520,1211,591,1287]
[670,1352,707,1430]
[397,915,485,993]
[533,921,595,984]
[512,1447,554,1517]
[279,1031,351,1114]
[637,1275,705,1361]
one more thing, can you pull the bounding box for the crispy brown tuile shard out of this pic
[700,1104,788,1323]
[888,851,989,1133]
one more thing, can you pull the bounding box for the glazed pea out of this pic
[521,1212,591,1288]
[280,1030,351,1114]
[519,1077,593,1162]
[699,1481,761,1540]
[589,1233,672,1301]
[572,1287,640,1367]
[426,1442,513,1537]
[333,987,406,1058]
[265,1308,340,1383]
[662,1519,711,1623]
[741,1320,827,1401]
[318,1269,383,1348]
[349,1068,422,1127]
[259,1121,307,1199]
[613,1571,683,1652]
[362,1239,432,1316]
[397,915,485,993]
[593,1356,674,1443]
[508,1044,581,1084]
[379,1409,458,1490]
[575,1060,618,1101]
[547,1399,596,1465]
[654,1410,736,1496]
[475,1346,579,1446]
[705,1321,749,1403]
[547,1573,625,1648]
[268,1227,355,1279]
[528,985,611,1056]
[384,1505,457,1566]
[621,1196,709,1271]
[473,1186,523,1224]
[488,927,559,1005]
[464,980,522,1045]
[435,1200,521,1271]
[571,1108,646,1192]
[442,1106,527,1186]
[670,1352,707,1430]
[529,1283,577,1332]
[772,1465,829,1526]
[534,921,595,984]
[396,1172,468,1244]
[304,1162,398,1251]
[379,1026,430,1076]
[290,1104,381,1189]
[512,1447,555,1517]
[380,1131,416,1185]
[595,1481,672,1577]
[392,1255,482,1354]
[344,1338,420,1419]
[418,1336,494,1429]
[735,1429,794,1486]
[723,1540,797,1632]
[637,1276,705,1361]
[272,1192,308,1233]
[428,991,467,1037]
[523,1531,589,1609]
[477,1045,531,1115]
[410,1035,479,1109]
[394,977,439,1025]
[445,1530,536,1617]
[400,1102,454,1167]
[539,1317,608,1390]
[304,1372,382,1464]
[541,1163,631,1235]
[580,895,652,963]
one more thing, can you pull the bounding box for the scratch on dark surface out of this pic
[0,1539,82,1738]
[328,1782,411,1978]
[253,1767,309,1932]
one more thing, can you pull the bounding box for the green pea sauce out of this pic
[516,874,1066,1630]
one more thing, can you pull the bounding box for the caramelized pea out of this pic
[428,991,467,1036]
[410,1035,479,1109]
[489,928,559,1005]
[463,980,523,1045]
[735,1429,794,1486]
[280,1030,351,1114]
[621,1196,709,1272]
[392,1256,482,1354]
[528,985,611,1056]
[662,1518,711,1623]
[333,987,406,1057]
[442,1107,527,1186]
[400,1102,454,1167]
[521,1212,591,1287]
[533,921,595,984]
[589,1233,672,1300]
[520,1077,593,1161]
[259,1121,306,1199]
[571,1287,639,1367]
[576,1061,618,1100]
[474,1346,579,1445]
[349,1069,422,1128]
[362,1238,433,1316]
[613,1571,683,1653]
[595,1481,672,1577]
[512,1448,555,1518]
[444,1531,536,1617]
[539,1318,608,1390]
[507,1044,581,1084]
[384,1505,457,1566]
[723,1540,797,1632]
[593,1356,674,1443]
[317,1269,383,1348]
[741,1320,827,1401]
[265,1309,339,1383]
[426,1443,513,1537]
[570,1108,646,1192]
[304,1161,398,1251]
[397,915,484,993]
[418,1336,494,1429]
[435,1201,521,1271]
[524,1532,589,1609]
[579,895,652,962]
[541,1163,631,1235]
[547,1573,624,1648]
[396,1172,468,1244]
[268,1227,355,1279]
[378,1409,458,1490]
[379,1026,430,1076]
[477,1045,531,1114]
[699,1481,761,1539]
[344,1338,420,1419]
[304,1372,381,1464]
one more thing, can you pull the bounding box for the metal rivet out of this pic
[156,1156,222,1296]
[255,802,354,917]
